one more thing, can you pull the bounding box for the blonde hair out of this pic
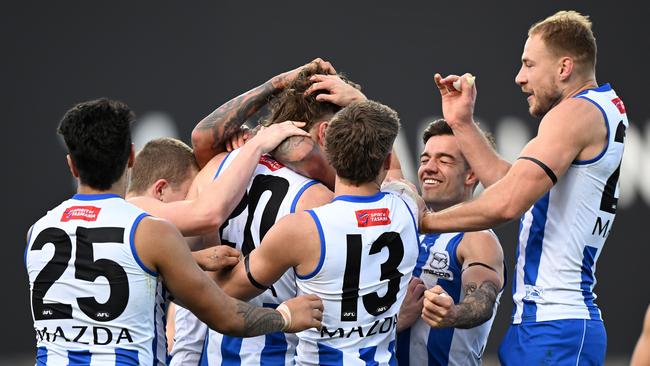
[529,10,597,72]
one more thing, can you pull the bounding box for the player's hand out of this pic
[272,58,337,91]
[304,74,367,106]
[278,294,324,332]
[422,285,458,328]
[434,72,477,129]
[225,126,253,152]
[193,245,241,272]
[397,277,427,331]
[249,121,311,154]
[381,177,427,225]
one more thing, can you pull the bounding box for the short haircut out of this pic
[128,137,198,195]
[422,118,496,149]
[325,100,400,185]
[264,65,361,132]
[422,119,496,169]
[57,98,134,190]
[529,10,597,72]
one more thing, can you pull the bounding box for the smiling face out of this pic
[418,134,475,211]
[515,34,564,118]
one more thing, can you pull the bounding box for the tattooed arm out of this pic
[192,58,336,167]
[421,230,504,329]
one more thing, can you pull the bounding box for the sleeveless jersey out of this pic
[25,193,162,365]
[396,232,503,366]
[200,149,320,366]
[295,191,420,366]
[169,304,207,366]
[512,83,628,324]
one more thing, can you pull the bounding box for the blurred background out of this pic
[2,1,647,364]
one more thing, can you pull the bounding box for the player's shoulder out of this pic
[296,182,333,211]
[542,95,604,131]
[135,215,182,240]
[458,230,503,259]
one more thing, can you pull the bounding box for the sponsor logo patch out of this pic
[259,155,284,171]
[61,206,101,222]
[355,208,391,227]
[611,97,626,114]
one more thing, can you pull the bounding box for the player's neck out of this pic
[562,76,598,101]
[334,176,381,197]
[76,175,128,198]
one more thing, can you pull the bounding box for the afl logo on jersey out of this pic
[61,206,101,222]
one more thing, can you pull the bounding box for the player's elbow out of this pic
[494,194,525,222]
[191,128,213,168]
[189,210,226,236]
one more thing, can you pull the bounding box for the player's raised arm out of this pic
[434,73,511,187]
[136,216,322,336]
[131,121,309,236]
[192,58,336,167]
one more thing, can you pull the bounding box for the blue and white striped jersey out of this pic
[397,232,502,366]
[26,194,162,365]
[512,83,628,324]
[295,191,420,366]
[199,149,319,366]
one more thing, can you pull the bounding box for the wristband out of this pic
[277,303,292,332]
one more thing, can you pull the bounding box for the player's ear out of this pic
[316,121,329,146]
[152,179,170,201]
[127,144,135,168]
[66,154,79,178]
[558,56,574,81]
[465,170,478,189]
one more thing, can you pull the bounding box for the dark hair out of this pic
[57,98,134,190]
[325,100,400,185]
[529,10,597,72]
[128,137,198,195]
[264,65,361,132]
[422,118,496,150]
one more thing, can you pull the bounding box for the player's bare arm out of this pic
[422,231,504,329]
[129,121,309,236]
[421,98,604,233]
[217,212,321,301]
[434,73,511,187]
[135,216,322,335]
[631,305,650,366]
[192,58,336,167]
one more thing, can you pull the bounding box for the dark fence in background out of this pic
[2,0,647,358]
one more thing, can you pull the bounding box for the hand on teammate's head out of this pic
[248,121,310,154]
[225,126,253,152]
[303,74,367,107]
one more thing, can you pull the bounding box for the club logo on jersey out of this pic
[259,155,284,171]
[611,97,626,114]
[61,206,101,222]
[523,284,544,302]
[422,251,454,280]
[355,208,391,227]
